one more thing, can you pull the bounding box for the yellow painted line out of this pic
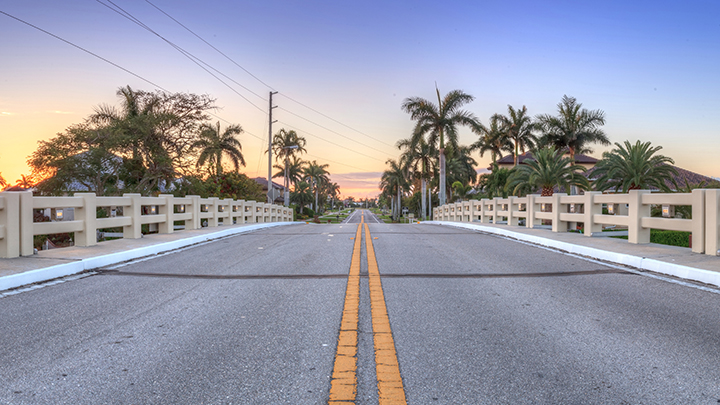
[328,221,363,404]
[364,222,408,404]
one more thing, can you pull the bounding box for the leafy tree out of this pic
[302,160,330,212]
[506,147,589,196]
[173,172,264,201]
[91,85,215,193]
[536,95,609,161]
[28,124,123,195]
[446,145,478,189]
[471,115,513,164]
[592,140,678,192]
[402,88,478,206]
[193,121,245,176]
[495,105,538,166]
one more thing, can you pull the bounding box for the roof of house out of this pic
[253,177,285,191]
[493,151,598,168]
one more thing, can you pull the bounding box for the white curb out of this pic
[424,221,720,288]
[0,222,302,292]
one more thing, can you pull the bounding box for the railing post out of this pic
[18,191,34,256]
[0,192,20,258]
[691,189,705,254]
[74,193,97,246]
[526,194,537,228]
[492,197,501,224]
[628,190,651,244]
[705,189,720,256]
[187,195,200,230]
[583,191,602,237]
[551,193,566,233]
[223,198,233,225]
[123,193,142,239]
[158,194,174,234]
[508,197,518,226]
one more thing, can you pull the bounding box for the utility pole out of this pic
[268,91,278,203]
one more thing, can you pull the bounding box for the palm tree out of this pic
[291,181,314,214]
[193,121,245,176]
[398,137,436,220]
[478,164,512,198]
[380,158,408,221]
[302,160,329,212]
[506,148,590,196]
[446,145,478,187]
[536,95,609,161]
[592,140,678,192]
[451,181,473,202]
[471,115,513,165]
[402,88,478,206]
[0,172,7,189]
[271,128,307,193]
[495,105,538,167]
[15,174,35,189]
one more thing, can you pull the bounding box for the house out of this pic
[253,177,285,204]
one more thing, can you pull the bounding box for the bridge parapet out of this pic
[0,191,294,258]
[435,189,718,256]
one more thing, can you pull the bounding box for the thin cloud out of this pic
[47,110,74,115]
[0,111,15,116]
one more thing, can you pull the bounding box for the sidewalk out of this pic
[0,222,302,292]
[423,221,720,289]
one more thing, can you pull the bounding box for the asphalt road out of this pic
[2,213,720,404]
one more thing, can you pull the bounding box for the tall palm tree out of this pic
[495,105,538,167]
[193,121,245,176]
[592,140,678,192]
[398,137,436,220]
[380,158,408,221]
[506,147,590,196]
[446,145,478,187]
[402,87,478,206]
[536,95,609,161]
[471,115,513,164]
[271,128,307,192]
[302,160,330,212]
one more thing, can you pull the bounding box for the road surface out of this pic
[1,209,720,404]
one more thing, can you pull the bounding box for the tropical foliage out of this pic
[505,147,590,196]
[402,88,478,205]
[495,105,538,166]
[592,140,678,192]
[536,95,609,160]
[193,121,245,176]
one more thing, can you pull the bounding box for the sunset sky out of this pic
[1,0,719,198]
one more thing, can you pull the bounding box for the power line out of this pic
[0,9,168,92]
[276,120,384,162]
[145,0,276,91]
[0,8,381,178]
[97,1,391,163]
[145,1,397,151]
[96,0,267,114]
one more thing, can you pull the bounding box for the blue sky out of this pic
[1,0,719,196]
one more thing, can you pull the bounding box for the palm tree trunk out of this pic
[421,178,427,220]
[439,148,446,206]
[428,186,432,220]
[397,187,402,221]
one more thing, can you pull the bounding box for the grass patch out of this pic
[610,229,691,248]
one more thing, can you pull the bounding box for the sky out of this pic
[1,0,719,198]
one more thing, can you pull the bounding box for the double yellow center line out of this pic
[329,216,407,404]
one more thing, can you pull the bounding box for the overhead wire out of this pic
[0,7,383,176]
[143,1,397,153]
[96,0,390,164]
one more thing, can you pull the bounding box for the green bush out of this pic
[611,229,690,248]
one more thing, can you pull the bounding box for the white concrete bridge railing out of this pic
[0,191,294,258]
[433,189,720,256]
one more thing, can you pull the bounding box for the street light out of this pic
[283,145,299,206]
